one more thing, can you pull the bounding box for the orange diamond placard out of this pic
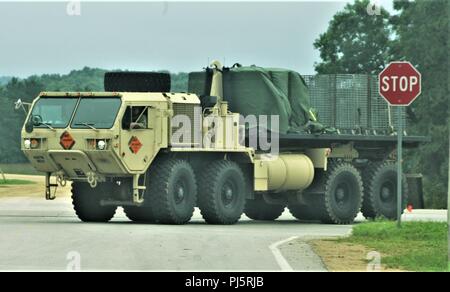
[60,131,75,150]
[128,136,143,154]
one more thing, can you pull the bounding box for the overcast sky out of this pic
[0,1,395,77]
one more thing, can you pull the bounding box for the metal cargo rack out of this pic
[302,74,406,134]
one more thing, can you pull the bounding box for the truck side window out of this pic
[121,106,148,130]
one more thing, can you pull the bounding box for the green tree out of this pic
[313,0,392,74]
[390,0,449,208]
[313,0,449,208]
[0,77,44,163]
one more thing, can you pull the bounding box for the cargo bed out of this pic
[278,133,428,149]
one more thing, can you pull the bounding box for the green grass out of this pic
[0,163,42,175]
[339,220,448,272]
[0,179,35,186]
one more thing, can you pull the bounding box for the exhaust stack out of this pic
[209,60,228,116]
[209,60,223,100]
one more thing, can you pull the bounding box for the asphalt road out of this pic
[1,175,445,271]
[0,195,354,271]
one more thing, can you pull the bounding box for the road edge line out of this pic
[269,236,298,271]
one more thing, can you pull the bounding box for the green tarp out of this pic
[188,65,322,134]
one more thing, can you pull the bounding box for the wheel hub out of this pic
[177,187,184,200]
[334,182,349,206]
[380,181,395,203]
[336,188,346,200]
[225,188,233,200]
[174,181,186,204]
[221,181,236,207]
[381,187,391,199]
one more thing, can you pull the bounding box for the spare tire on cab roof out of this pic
[104,72,171,93]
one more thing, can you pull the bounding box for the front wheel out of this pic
[123,206,154,223]
[147,159,197,224]
[72,182,117,222]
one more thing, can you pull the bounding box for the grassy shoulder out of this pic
[311,221,448,272]
[0,179,36,186]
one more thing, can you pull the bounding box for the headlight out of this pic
[30,139,40,149]
[97,140,107,150]
[24,139,31,149]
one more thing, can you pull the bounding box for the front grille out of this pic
[171,103,201,146]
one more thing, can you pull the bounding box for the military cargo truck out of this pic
[18,61,425,224]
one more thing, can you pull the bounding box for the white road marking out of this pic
[269,236,298,271]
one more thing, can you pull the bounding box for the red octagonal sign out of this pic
[379,61,421,106]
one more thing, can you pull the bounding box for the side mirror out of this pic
[25,118,34,133]
[14,99,23,110]
[24,115,44,133]
[14,98,32,115]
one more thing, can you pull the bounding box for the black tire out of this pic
[361,161,408,220]
[123,173,155,223]
[104,72,171,92]
[123,206,154,223]
[244,195,285,221]
[361,163,378,219]
[198,160,248,224]
[147,159,197,224]
[288,202,320,222]
[72,182,117,222]
[316,162,363,224]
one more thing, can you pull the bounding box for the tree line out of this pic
[313,0,448,208]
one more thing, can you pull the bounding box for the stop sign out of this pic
[378,61,421,106]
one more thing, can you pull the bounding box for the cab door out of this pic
[120,105,155,172]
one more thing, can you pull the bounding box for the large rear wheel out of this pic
[315,162,363,224]
[361,161,408,219]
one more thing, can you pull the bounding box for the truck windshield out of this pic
[31,97,78,128]
[71,97,121,129]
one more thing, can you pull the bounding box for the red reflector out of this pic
[30,139,40,149]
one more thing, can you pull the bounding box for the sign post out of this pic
[379,61,421,228]
[396,106,402,227]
